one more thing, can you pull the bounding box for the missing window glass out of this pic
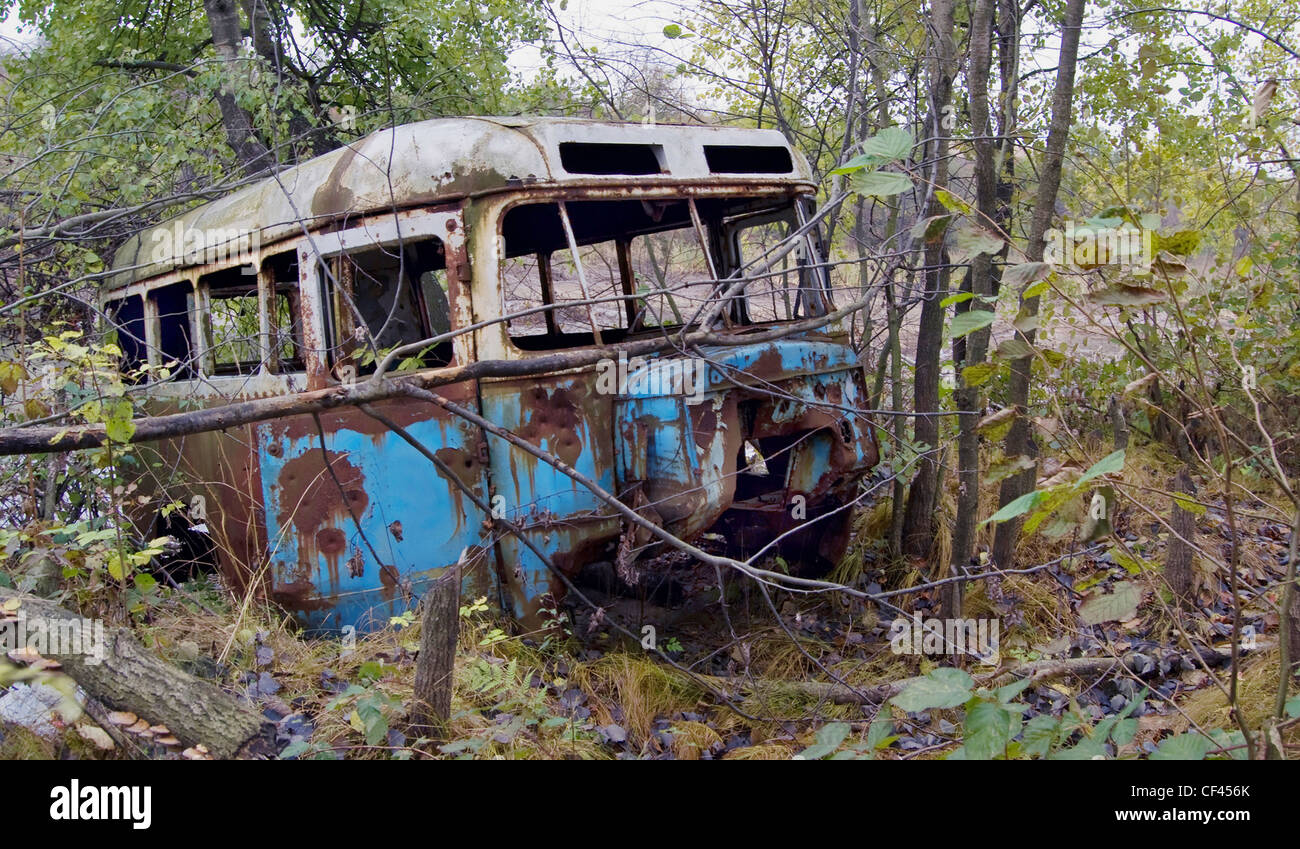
[703,144,793,174]
[559,142,665,175]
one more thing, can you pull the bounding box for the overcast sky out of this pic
[0,0,686,58]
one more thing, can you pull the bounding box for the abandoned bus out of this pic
[103,117,880,632]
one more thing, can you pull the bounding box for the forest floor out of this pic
[1,443,1295,760]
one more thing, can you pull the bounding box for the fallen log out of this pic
[732,643,1270,706]
[0,587,274,758]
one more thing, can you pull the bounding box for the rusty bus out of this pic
[102,117,880,632]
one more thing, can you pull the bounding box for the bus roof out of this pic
[109,116,815,286]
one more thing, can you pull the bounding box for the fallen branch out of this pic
[738,643,1271,706]
[0,294,872,456]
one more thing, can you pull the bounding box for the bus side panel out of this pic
[254,381,496,632]
[478,371,619,624]
[130,405,267,596]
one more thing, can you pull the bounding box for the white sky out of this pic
[510,0,686,75]
[0,0,689,82]
[0,8,37,51]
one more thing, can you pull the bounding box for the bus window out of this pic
[499,196,824,350]
[261,251,304,373]
[105,294,146,373]
[151,280,195,379]
[628,228,714,329]
[732,217,804,323]
[198,268,262,375]
[320,236,451,376]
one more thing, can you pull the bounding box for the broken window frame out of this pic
[495,192,830,353]
[300,211,458,383]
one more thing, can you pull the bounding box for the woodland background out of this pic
[0,0,1297,760]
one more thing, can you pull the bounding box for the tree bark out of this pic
[1165,466,1196,611]
[1108,394,1130,451]
[411,565,460,739]
[990,0,1088,570]
[0,587,273,758]
[203,0,275,177]
[900,0,957,561]
[947,0,1000,616]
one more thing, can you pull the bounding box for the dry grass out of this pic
[571,652,704,742]
[1179,647,1300,746]
[721,741,798,759]
[963,573,1070,645]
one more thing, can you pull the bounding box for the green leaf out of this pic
[1150,733,1210,761]
[1111,545,1155,575]
[981,489,1043,526]
[104,399,136,444]
[1021,714,1059,758]
[892,667,975,712]
[798,721,851,759]
[912,214,954,243]
[1286,695,1300,719]
[662,23,682,38]
[965,700,1017,760]
[106,552,128,582]
[279,740,312,759]
[950,310,995,339]
[1075,449,1125,488]
[1207,729,1247,760]
[961,361,998,387]
[995,338,1035,360]
[1110,718,1138,746]
[829,154,881,175]
[866,717,896,750]
[1023,279,1051,299]
[860,127,913,161]
[995,678,1033,704]
[850,169,913,198]
[1012,310,1040,334]
[1078,581,1142,625]
[934,189,973,215]
[1173,492,1206,516]
[1050,737,1108,759]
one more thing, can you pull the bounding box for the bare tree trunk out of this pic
[947,0,999,616]
[238,0,336,157]
[1165,466,1196,611]
[412,565,461,740]
[1108,394,1130,451]
[901,0,956,562]
[990,0,1087,569]
[203,0,275,176]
